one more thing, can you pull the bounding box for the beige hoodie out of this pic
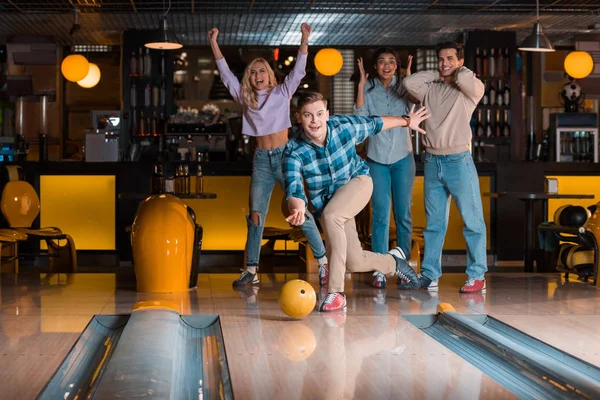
[403,67,484,155]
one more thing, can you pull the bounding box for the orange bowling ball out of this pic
[279,279,316,319]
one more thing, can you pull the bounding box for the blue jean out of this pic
[246,145,326,267]
[367,154,416,256]
[421,151,487,281]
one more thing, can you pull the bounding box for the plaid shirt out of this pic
[283,115,384,217]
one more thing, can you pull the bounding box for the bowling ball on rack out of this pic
[559,205,589,227]
[279,279,316,319]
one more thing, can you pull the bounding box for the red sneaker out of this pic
[319,292,346,312]
[319,263,329,286]
[372,271,386,288]
[460,278,486,293]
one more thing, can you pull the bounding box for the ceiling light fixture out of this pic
[518,0,554,52]
[145,0,182,50]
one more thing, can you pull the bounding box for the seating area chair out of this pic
[0,166,77,273]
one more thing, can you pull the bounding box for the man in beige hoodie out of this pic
[403,42,487,293]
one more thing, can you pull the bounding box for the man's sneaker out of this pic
[460,278,486,293]
[372,271,386,288]
[399,274,438,290]
[232,270,259,287]
[319,263,329,286]
[389,247,419,289]
[319,292,347,312]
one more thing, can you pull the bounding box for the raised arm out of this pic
[280,23,312,98]
[402,71,439,103]
[208,28,242,102]
[353,57,370,116]
[455,66,485,105]
[282,150,308,226]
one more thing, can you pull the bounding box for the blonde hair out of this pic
[241,58,278,109]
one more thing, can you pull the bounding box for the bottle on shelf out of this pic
[481,81,489,105]
[485,109,493,138]
[503,81,510,106]
[144,83,151,107]
[476,109,485,137]
[129,52,137,76]
[483,49,489,76]
[497,48,504,77]
[503,109,511,137]
[137,47,144,77]
[139,111,146,136]
[488,48,496,77]
[503,48,510,76]
[151,163,165,194]
[475,47,482,76]
[130,83,137,108]
[489,81,496,106]
[144,48,152,76]
[151,111,157,136]
[183,164,190,195]
[152,84,160,107]
[495,109,502,137]
[196,163,204,194]
[496,80,503,106]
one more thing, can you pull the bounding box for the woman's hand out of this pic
[406,55,413,76]
[407,104,430,134]
[208,28,219,43]
[301,23,312,42]
[357,57,369,87]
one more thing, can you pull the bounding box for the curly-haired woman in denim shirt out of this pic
[354,48,415,289]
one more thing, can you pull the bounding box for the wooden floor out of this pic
[1,269,599,399]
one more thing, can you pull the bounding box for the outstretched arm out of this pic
[208,28,242,102]
[281,23,312,98]
[351,105,431,145]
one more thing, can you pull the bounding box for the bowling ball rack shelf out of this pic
[37,310,233,400]
[405,308,600,399]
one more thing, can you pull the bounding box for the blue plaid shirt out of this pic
[283,115,384,217]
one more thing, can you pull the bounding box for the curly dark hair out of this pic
[366,47,406,99]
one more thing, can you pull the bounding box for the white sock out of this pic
[317,256,328,267]
[247,266,257,274]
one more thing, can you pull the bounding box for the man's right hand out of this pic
[407,105,430,134]
[286,197,307,226]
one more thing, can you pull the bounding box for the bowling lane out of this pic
[218,312,517,400]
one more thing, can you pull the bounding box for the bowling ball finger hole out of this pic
[301,289,306,294]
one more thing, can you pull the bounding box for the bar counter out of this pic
[8,159,600,268]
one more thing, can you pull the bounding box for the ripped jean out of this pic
[245,145,327,268]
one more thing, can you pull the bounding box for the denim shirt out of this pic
[353,76,413,164]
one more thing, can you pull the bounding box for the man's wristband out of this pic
[401,115,411,127]
[301,40,309,45]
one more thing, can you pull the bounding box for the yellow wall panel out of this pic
[40,175,116,250]
[185,175,491,251]
[185,176,298,251]
[546,175,600,221]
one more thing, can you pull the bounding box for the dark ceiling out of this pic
[0,1,599,47]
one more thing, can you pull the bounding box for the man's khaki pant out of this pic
[319,175,397,293]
